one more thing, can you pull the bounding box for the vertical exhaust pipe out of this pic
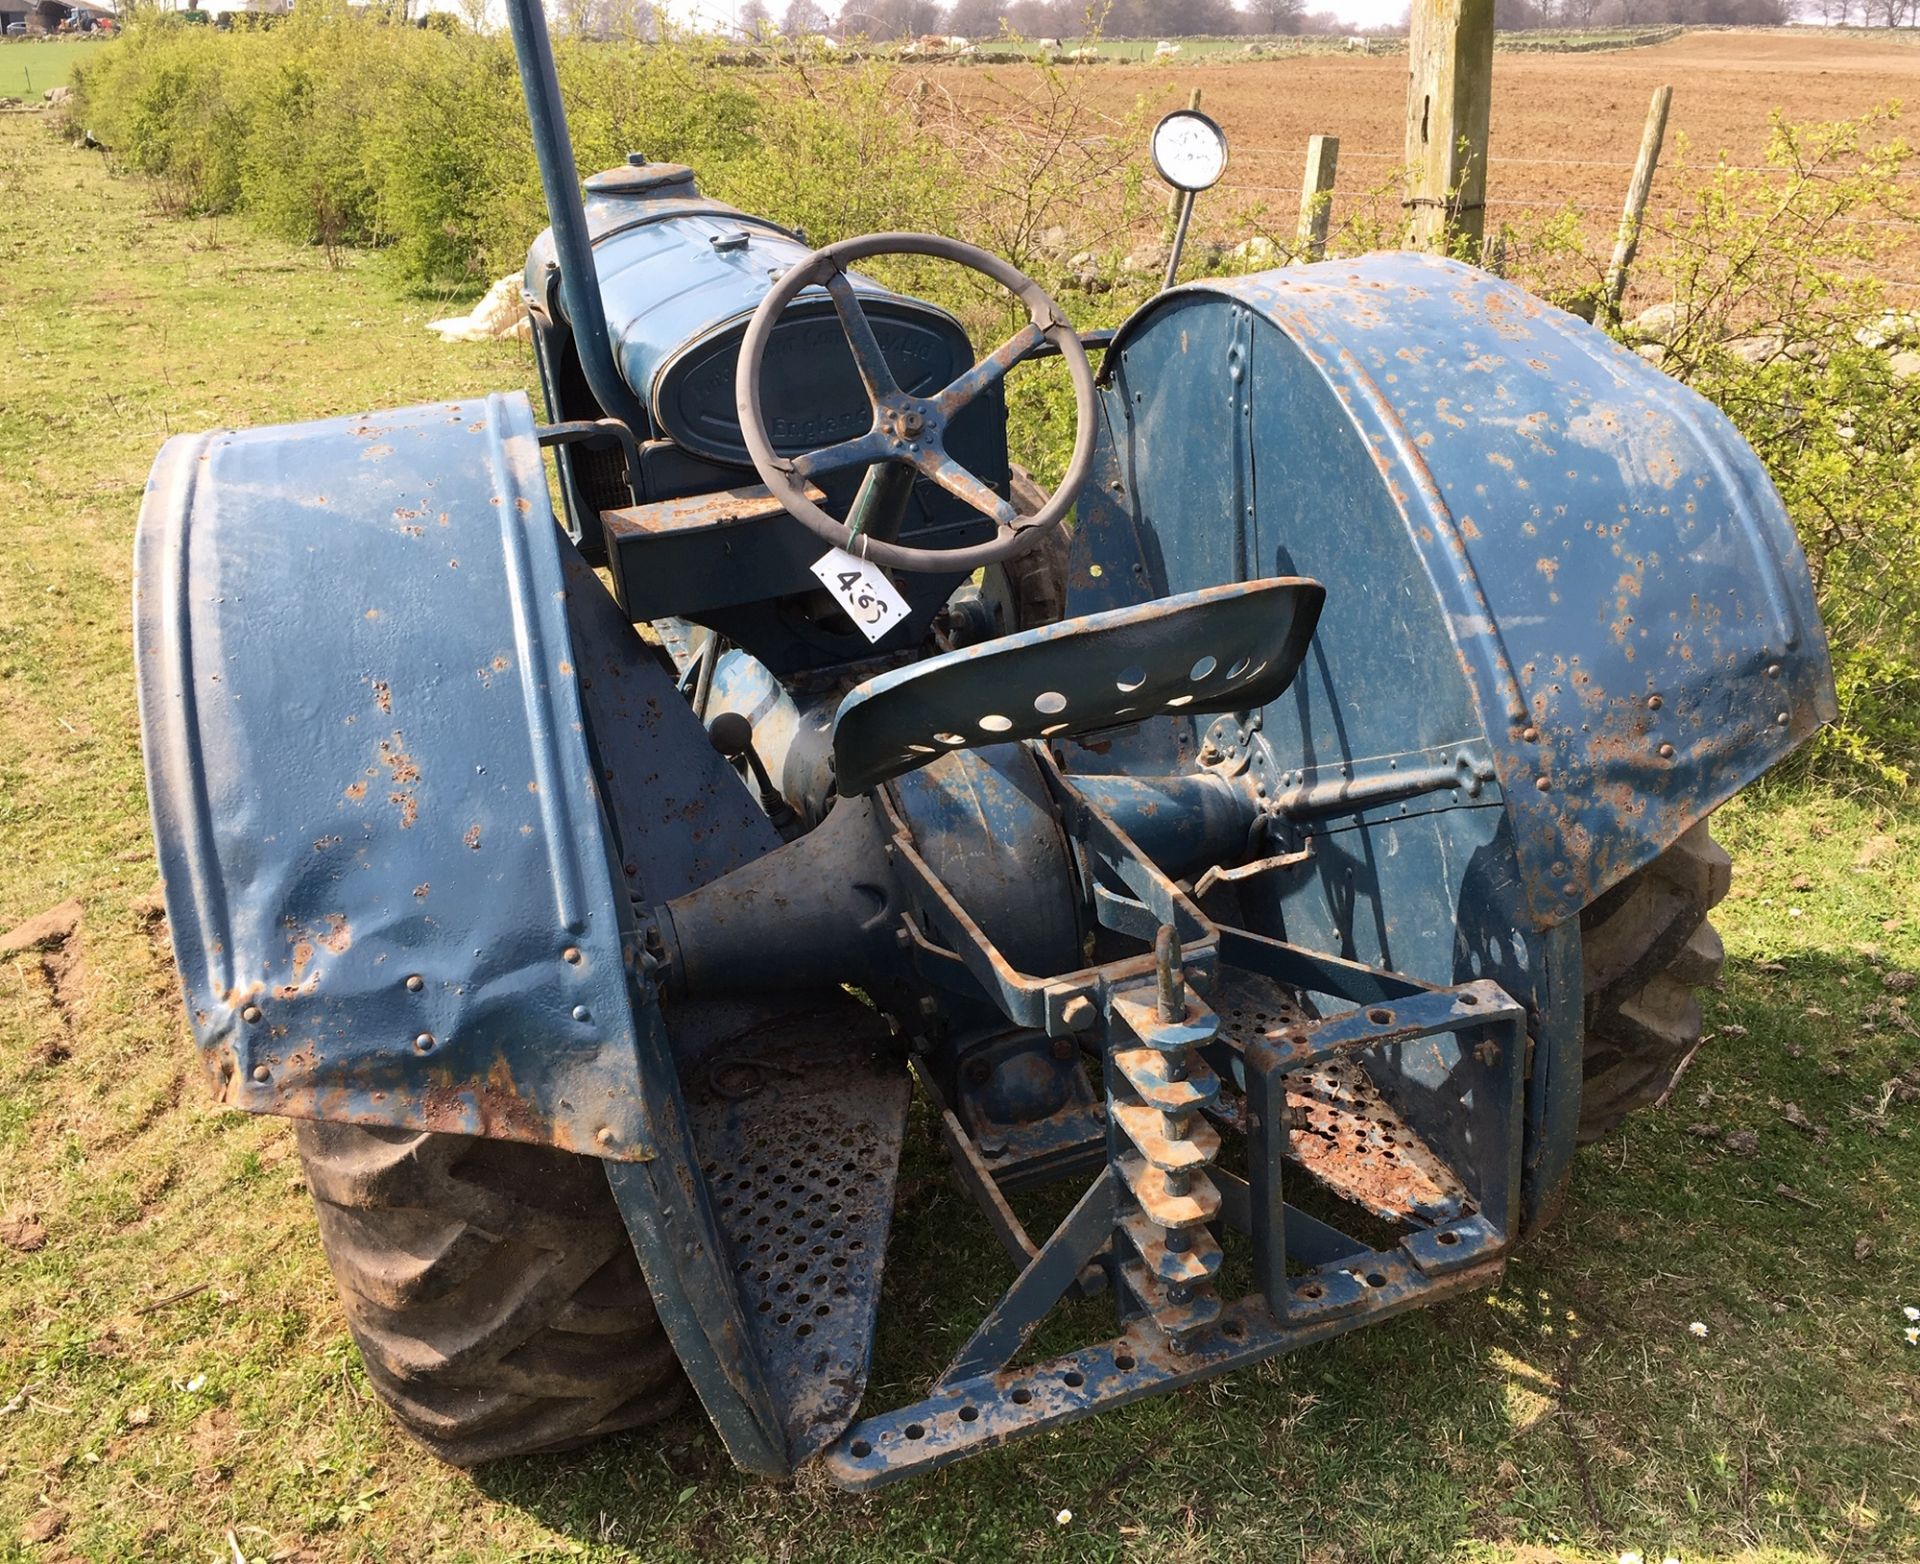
[502,0,648,431]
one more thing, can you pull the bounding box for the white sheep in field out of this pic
[1036,35,1061,49]
[1065,45,1098,60]
[1153,40,1181,58]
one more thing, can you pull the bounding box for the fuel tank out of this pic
[525,162,976,466]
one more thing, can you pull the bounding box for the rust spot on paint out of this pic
[377,735,419,785]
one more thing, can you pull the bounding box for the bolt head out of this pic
[1535,776,1552,792]
[1061,995,1096,1032]
[251,1064,270,1082]
[1521,726,1539,743]
[1658,742,1675,759]
[241,1004,263,1025]
[571,1005,591,1023]
[1050,1036,1076,1062]
[562,946,582,966]
[414,1032,435,1053]
[1647,694,1663,710]
[405,974,424,993]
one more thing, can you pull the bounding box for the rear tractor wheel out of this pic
[295,1121,684,1465]
[1577,820,1731,1142]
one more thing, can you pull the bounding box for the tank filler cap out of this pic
[584,162,699,199]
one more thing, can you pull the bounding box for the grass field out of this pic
[0,39,100,100]
[2,108,1919,1564]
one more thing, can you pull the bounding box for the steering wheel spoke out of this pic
[823,270,901,405]
[915,450,1019,526]
[932,321,1048,416]
[790,428,890,480]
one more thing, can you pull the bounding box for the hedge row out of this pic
[69,8,982,289]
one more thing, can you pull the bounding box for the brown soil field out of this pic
[929,30,1920,296]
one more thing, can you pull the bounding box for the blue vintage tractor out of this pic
[133,1,1833,1485]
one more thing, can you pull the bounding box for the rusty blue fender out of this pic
[1084,252,1836,932]
[135,392,693,1159]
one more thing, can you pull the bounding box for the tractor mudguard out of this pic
[138,390,814,1473]
[1082,252,1836,932]
[1071,253,1834,1230]
[134,391,762,1157]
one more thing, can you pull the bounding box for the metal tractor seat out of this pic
[831,579,1327,794]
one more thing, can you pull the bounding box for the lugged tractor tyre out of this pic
[1576,820,1732,1142]
[293,1121,686,1465]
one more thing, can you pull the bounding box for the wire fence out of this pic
[1195,146,1920,293]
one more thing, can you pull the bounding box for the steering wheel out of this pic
[733,232,1098,575]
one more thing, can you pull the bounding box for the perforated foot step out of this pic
[1213,970,1472,1226]
[682,1010,911,1461]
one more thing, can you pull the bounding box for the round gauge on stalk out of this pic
[1150,109,1229,193]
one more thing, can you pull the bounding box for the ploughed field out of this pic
[928,31,1920,294]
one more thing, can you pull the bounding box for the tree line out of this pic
[720,0,1818,40]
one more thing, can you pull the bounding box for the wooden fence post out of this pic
[1295,134,1340,263]
[1403,0,1494,254]
[1603,85,1674,320]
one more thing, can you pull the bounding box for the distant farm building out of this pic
[3,0,114,33]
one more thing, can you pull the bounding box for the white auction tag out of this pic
[810,546,911,644]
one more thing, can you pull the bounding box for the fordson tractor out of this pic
[134,0,1833,1484]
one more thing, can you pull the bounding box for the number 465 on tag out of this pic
[810,547,911,645]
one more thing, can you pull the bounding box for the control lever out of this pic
[707,712,799,836]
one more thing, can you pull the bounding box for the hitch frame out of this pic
[819,749,1527,1488]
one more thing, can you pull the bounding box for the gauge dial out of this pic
[1150,110,1229,193]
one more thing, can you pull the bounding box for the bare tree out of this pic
[779,0,830,32]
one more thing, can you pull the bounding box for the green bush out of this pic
[1629,112,1920,784]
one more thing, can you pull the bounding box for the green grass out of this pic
[3,112,1919,1563]
[0,38,101,99]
